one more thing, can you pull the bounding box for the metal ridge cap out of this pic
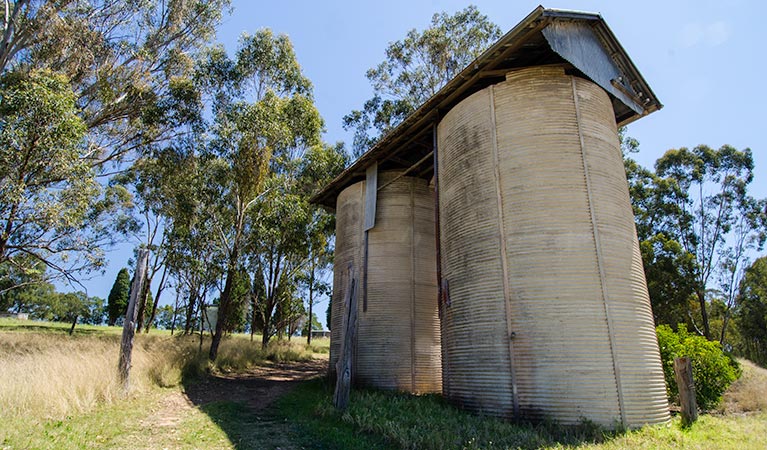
[541,8,602,21]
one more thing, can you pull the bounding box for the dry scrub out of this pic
[0,329,320,421]
[718,358,767,414]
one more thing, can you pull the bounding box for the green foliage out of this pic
[656,324,741,410]
[16,289,104,325]
[0,258,48,312]
[0,0,230,294]
[343,5,501,158]
[107,268,131,326]
[736,257,767,366]
[639,234,698,329]
[195,29,324,359]
[624,138,767,340]
[223,268,250,333]
[154,304,177,330]
[654,145,765,340]
[0,69,101,279]
[2,0,231,161]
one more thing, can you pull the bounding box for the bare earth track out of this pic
[184,359,328,410]
[137,358,328,449]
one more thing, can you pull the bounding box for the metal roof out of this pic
[311,5,662,209]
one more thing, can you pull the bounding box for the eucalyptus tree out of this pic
[0,1,228,288]
[737,256,767,365]
[199,30,322,360]
[624,152,699,329]
[297,143,347,344]
[652,145,766,339]
[158,148,223,335]
[0,69,131,288]
[247,174,312,348]
[1,0,230,164]
[246,142,346,348]
[114,143,210,332]
[343,5,501,157]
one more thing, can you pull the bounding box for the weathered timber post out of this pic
[333,265,357,410]
[118,249,149,392]
[674,357,698,426]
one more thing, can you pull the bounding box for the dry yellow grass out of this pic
[0,327,321,422]
[0,332,192,420]
[718,358,767,414]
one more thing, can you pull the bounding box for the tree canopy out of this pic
[342,5,501,158]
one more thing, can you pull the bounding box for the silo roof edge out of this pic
[310,6,661,209]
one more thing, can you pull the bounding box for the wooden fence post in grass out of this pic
[118,249,149,392]
[674,356,698,426]
[333,265,357,410]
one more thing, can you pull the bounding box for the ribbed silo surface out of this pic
[437,66,669,427]
[329,182,364,374]
[330,172,441,393]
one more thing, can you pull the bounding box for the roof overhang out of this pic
[311,6,662,210]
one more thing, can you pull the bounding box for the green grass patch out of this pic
[275,379,396,449]
[0,317,125,335]
[275,379,767,450]
[0,388,166,449]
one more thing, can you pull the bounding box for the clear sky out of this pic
[72,0,766,328]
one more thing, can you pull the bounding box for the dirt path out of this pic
[136,358,328,449]
[183,358,328,410]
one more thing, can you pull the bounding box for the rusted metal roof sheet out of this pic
[311,6,661,209]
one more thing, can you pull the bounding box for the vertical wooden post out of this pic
[118,249,149,392]
[333,265,357,410]
[674,357,698,426]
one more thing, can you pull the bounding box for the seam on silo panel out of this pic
[354,183,365,384]
[571,76,627,427]
[489,85,520,418]
[435,122,452,399]
[410,180,417,393]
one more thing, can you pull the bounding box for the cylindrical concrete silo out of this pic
[330,171,441,393]
[437,66,669,427]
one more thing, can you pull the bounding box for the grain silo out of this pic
[329,171,442,393]
[437,66,668,427]
[314,6,669,429]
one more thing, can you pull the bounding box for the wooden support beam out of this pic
[377,151,434,192]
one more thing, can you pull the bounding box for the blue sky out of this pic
[212,0,765,192]
[72,1,766,327]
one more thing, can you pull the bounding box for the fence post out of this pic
[118,249,149,392]
[333,265,357,410]
[673,356,698,426]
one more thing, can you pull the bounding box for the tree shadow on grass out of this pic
[182,359,329,450]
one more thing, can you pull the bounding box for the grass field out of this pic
[1,318,765,449]
[0,319,326,419]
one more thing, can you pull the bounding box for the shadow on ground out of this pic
[182,359,328,450]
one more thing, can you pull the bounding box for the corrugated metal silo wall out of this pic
[329,182,364,375]
[437,66,669,428]
[330,172,441,393]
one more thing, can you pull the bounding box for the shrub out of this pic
[657,324,741,410]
